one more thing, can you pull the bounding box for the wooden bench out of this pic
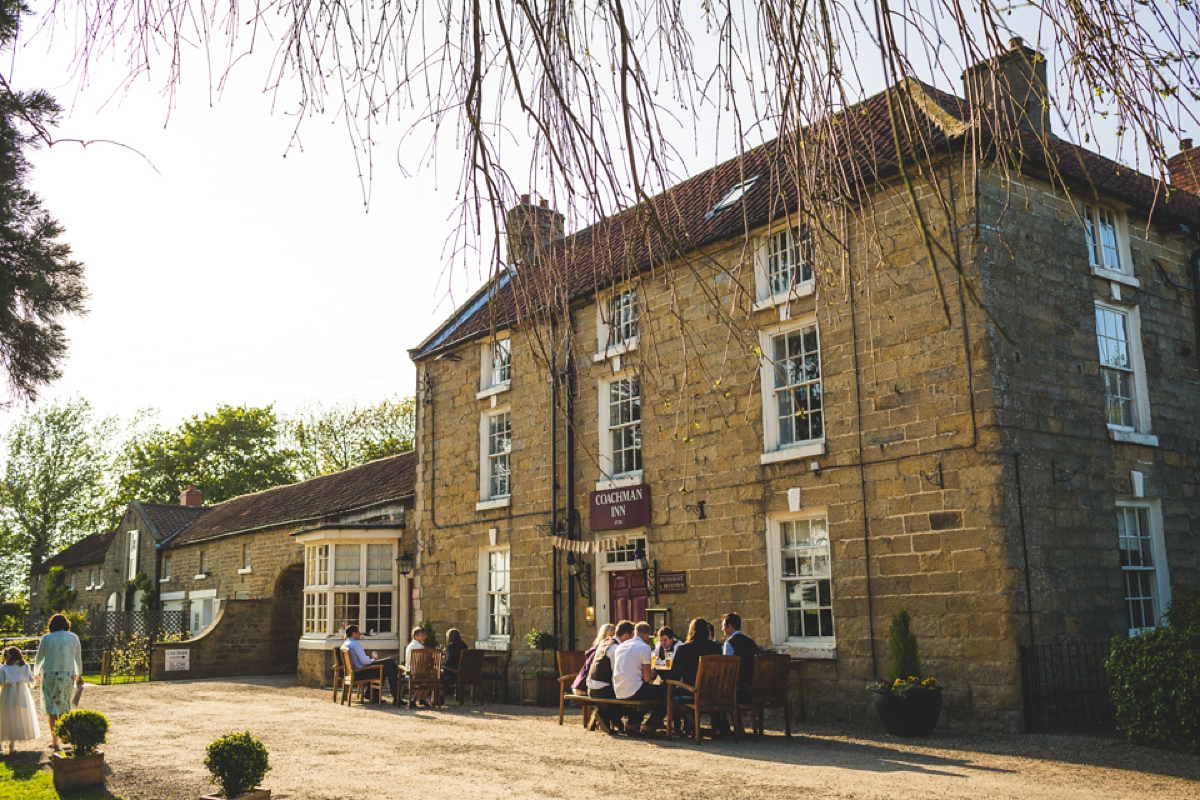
[566,693,660,732]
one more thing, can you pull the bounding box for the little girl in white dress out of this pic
[0,646,40,755]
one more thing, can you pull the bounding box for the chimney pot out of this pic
[1181,139,1193,152]
[520,193,531,204]
[180,484,203,507]
[1009,37,1024,50]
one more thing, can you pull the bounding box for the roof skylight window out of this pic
[705,175,760,219]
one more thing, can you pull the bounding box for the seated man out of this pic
[611,621,666,735]
[404,626,433,707]
[721,612,761,690]
[341,624,400,703]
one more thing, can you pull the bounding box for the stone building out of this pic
[407,42,1200,727]
[30,531,114,617]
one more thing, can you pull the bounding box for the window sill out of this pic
[193,574,209,581]
[760,441,825,465]
[752,283,815,312]
[237,568,253,575]
[594,473,643,492]
[475,637,511,651]
[1091,266,1139,288]
[772,640,836,660]
[158,578,170,584]
[475,383,511,401]
[1108,428,1159,447]
[476,497,511,511]
[593,338,638,363]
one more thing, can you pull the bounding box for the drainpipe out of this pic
[564,334,579,649]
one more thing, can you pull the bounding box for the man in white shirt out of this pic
[610,621,665,734]
[341,624,400,703]
[403,626,433,707]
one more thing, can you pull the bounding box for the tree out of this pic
[0,0,86,404]
[116,404,297,506]
[0,397,116,595]
[287,396,415,480]
[43,565,76,612]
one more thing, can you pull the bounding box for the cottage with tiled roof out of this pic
[150,451,416,683]
[407,41,1200,728]
[29,531,115,617]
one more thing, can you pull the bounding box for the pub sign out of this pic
[590,485,651,531]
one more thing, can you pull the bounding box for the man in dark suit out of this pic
[721,612,760,689]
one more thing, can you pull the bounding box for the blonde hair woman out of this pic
[571,624,617,694]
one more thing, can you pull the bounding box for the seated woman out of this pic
[572,624,616,695]
[441,628,468,688]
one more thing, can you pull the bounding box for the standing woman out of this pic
[33,614,83,751]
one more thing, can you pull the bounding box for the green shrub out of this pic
[884,608,923,683]
[526,628,560,651]
[1164,585,1200,632]
[56,710,108,757]
[109,635,151,676]
[1107,626,1200,754]
[419,621,438,649]
[204,732,271,798]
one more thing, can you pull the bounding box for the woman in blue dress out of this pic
[33,614,83,751]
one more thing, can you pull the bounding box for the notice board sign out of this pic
[657,571,687,593]
[164,649,190,672]
[590,485,651,531]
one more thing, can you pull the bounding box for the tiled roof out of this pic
[136,503,209,542]
[35,531,115,573]
[413,79,1198,360]
[164,451,415,548]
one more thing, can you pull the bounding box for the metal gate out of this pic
[1019,642,1115,732]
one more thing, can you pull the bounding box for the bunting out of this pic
[550,533,630,554]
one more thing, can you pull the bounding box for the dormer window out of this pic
[705,175,760,219]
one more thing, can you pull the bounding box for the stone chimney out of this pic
[962,37,1050,136]
[1168,139,1200,195]
[505,194,565,267]
[180,485,203,507]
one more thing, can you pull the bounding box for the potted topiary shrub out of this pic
[520,628,560,706]
[869,608,943,736]
[51,709,108,792]
[201,731,272,800]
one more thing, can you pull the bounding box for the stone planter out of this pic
[200,789,271,800]
[520,674,558,706]
[50,751,105,792]
[872,688,943,736]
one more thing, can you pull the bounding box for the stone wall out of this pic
[150,599,279,680]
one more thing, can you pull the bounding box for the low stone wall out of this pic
[150,599,282,680]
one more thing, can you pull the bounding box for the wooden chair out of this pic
[665,655,741,743]
[481,649,511,702]
[331,646,346,702]
[407,648,444,707]
[556,650,587,725]
[739,653,792,739]
[445,649,485,706]
[339,648,383,706]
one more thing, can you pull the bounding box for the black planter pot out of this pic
[872,687,943,736]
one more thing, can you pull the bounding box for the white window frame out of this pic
[758,314,825,464]
[765,509,836,659]
[754,223,815,309]
[69,572,75,591]
[595,287,639,361]
[127,530,139,580]
[1094,301,1157,446]
[478,545,512,643]
[194,550,209,580]
[1116,499,1170,636]
[597,370,643,490]
[160,556,171,583]
[705,175,760,218]
[87,568,95,590]
[477,407,512,509]
[477,334,512,399]
[238,543,252,574]
[1083,203,1137,285]
[300,537,400,639]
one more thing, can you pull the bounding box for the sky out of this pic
[2,3,1192,431]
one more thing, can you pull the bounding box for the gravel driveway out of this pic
[16,676,1199,799]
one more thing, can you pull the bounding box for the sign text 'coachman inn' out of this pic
[589,485,651,531]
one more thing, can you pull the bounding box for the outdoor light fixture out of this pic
[396,552,415,577]
[634,542,658,603]
[566,552,592,602]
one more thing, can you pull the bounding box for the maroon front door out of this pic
[609,569,649,623]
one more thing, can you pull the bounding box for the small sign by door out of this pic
[658,571,687,593]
